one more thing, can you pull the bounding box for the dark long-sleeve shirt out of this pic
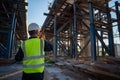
[15,38,53,62]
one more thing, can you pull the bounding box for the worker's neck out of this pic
[30,35,38,38]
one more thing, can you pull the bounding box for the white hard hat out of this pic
[28,23,40,31]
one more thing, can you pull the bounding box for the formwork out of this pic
[0,0,28,58]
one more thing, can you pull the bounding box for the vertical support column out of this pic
[11,18,17,56]
[68,26,70,56]
[73,0,78,59]
[88,1,97,61]
[58,33,60,55]
[53,15,57,61]
[115,1,120,38]
[96,38,99,56]
[7,13,16,58]
[106,3,115,56]
[101,32,105,56]
[67,27,69,55]
[70,23,73,57]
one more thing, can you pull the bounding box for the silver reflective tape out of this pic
[23,55,45,60]
[40,39,43,56]
[23,63,44,68]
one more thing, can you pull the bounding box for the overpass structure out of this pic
[42,0,120,61]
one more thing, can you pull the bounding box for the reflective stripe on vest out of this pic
[23,63,44,68]
[22,40,44,61]
[21,38,44,73]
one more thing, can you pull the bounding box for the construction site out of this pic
[0,0,120,80]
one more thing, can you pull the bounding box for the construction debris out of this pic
[44,56,120,80]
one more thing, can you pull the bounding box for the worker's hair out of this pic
[28,30,39,36]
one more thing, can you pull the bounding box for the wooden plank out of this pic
[0,59,15,66]
[73,63,120,80]
[92,62,120,76]
[100,57,120,66]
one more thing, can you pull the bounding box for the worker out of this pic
[15,23,53,80]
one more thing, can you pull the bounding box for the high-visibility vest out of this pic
[21,38,45,73]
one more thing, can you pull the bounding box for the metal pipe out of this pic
[7,13,16,58]
[106,3,115,56]
[53,15,57,61]
[88,1,97,61]
[11,18,17,57]
[100,32,105,56]
[73,0,78,59]
[70,23,73,57]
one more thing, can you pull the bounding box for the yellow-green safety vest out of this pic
[21,38,45,73]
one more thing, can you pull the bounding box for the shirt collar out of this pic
[29,37,37,39]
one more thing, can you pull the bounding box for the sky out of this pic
[28,0,53,27]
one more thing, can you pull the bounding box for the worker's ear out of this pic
[39,29,43,33]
